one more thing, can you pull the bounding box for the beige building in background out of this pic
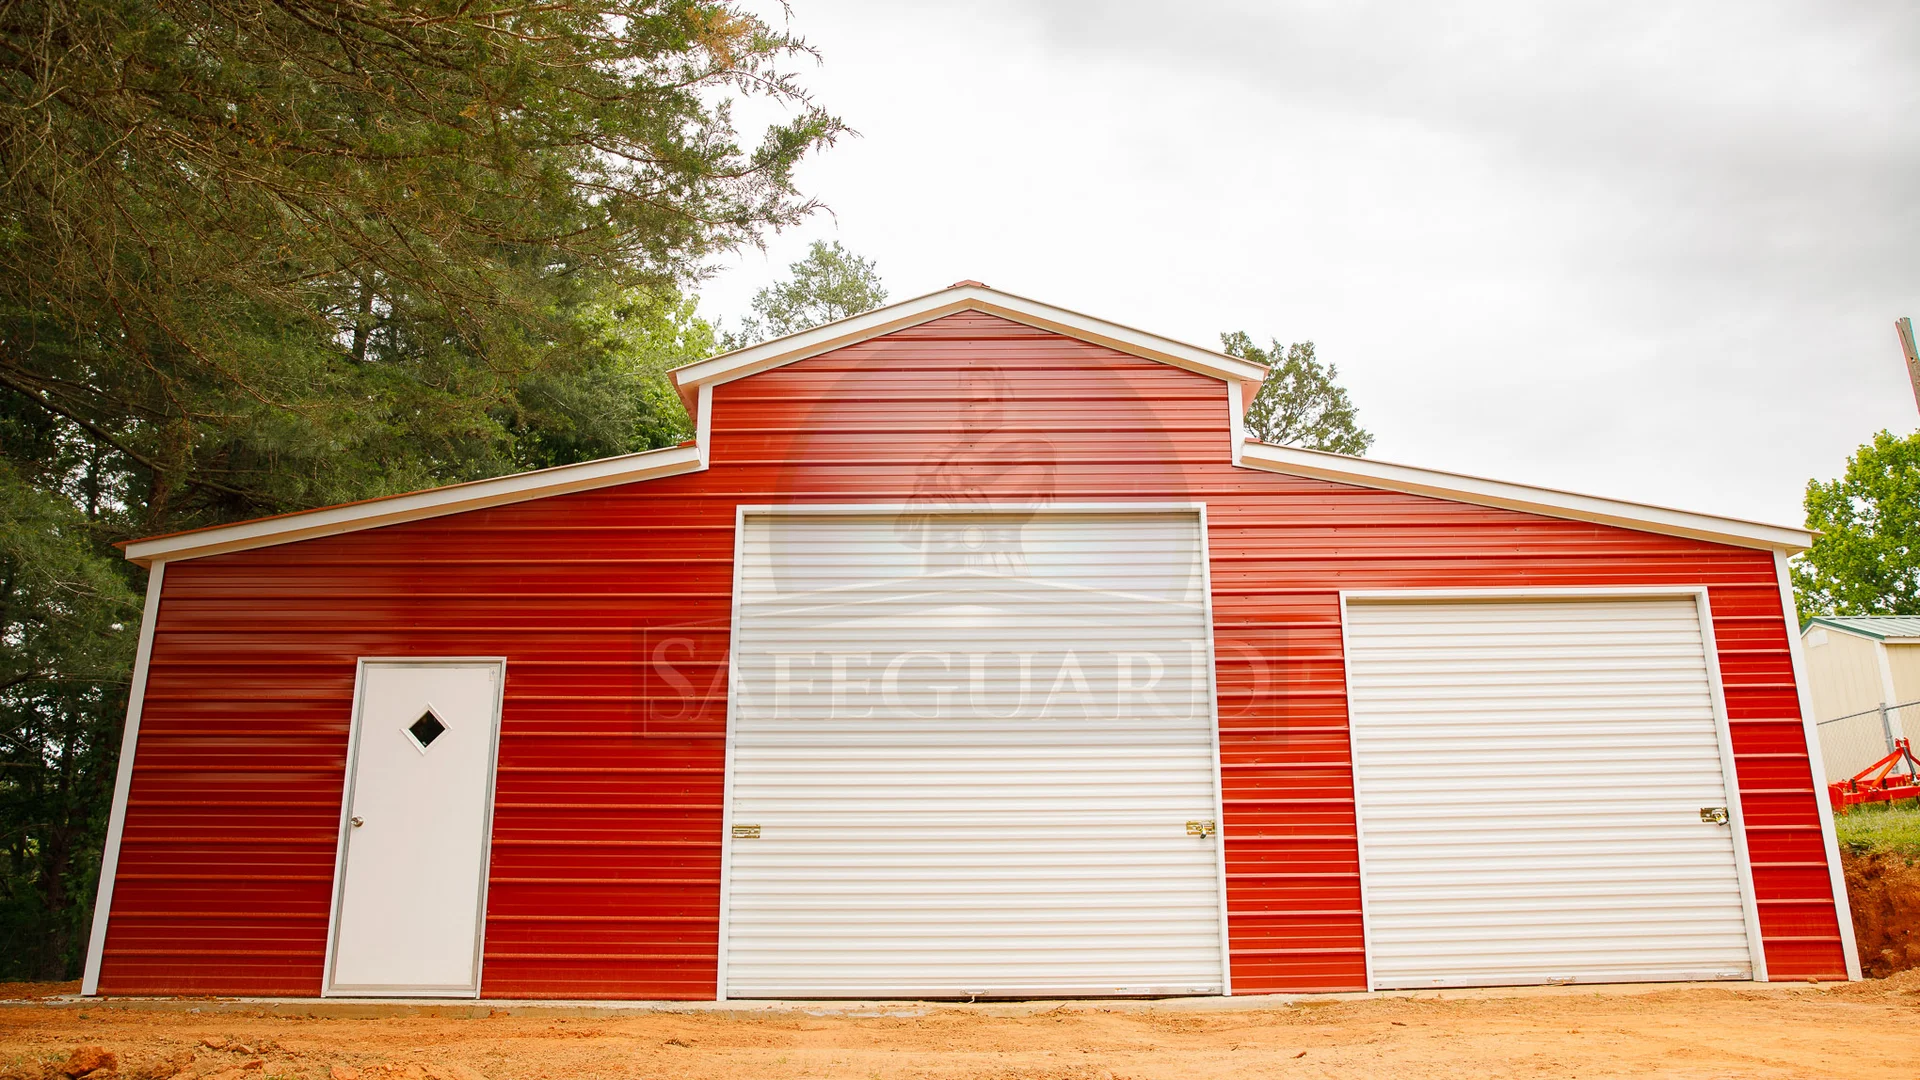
[1802,615,1920,783]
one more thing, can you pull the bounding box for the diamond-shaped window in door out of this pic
[407,708,448,751]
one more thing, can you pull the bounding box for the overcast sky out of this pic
[700,1,1920,528]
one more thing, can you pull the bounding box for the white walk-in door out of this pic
[723,508,1227,998]
[326,659,505,996]
[1343,596,1761,989]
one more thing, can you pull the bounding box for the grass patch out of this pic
[1835,801,1920,857]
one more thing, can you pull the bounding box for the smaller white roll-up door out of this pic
[722,509,1227,999]
[1344,595,1761,989]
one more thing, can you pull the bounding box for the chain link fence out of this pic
[1816,700,1919,784]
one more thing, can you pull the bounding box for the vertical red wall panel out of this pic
[95,312,1848,997]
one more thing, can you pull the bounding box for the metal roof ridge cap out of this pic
[1237,440,1814,552]
[121,442,705,565]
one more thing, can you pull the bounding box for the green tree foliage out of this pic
[0,461,139,978]
[511,290,717,463]
[1221,333,1373,455]
[1793,430,1920,617]
[726,240,887,348]
[0,0,841,978]
[1,0,841,524]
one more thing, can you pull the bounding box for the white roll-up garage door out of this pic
[1343,595,1762,989]
[722,508,1227,999]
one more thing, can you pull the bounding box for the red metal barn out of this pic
[82,284,1857,1000]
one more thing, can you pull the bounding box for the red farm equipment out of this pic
[1829,737,1920,813]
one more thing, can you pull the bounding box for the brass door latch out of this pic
[1186,820,1216,838]
[1699,807,1729,825]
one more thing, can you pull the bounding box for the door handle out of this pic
[351,816,365,828]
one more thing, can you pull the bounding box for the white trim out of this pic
[1332,593,1379,992]
[322,657,508,999]
[123,444,704,566]
[1239,442,1812,554]
[1873,641,1906,740]
[1226,382,1247,468]
[401,702,449,755]
[1194,503,1234,995]
[81,561,166,996]
[115,283,1811,570]
[1693,589,1771,981]
[1342,586,1719,602]
[320,659,368,997]
[669,284,1268,393]
[696,384,714,470]
[713,504,750,1002]
[1775,551,1863,980]
[734,501,1209,517]
[1338,585,1773,987]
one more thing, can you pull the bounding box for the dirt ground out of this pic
[4,975,1920,1080]
[1847,848,1920,977]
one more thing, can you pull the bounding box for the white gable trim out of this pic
[668,284,1269,391]
[121,285,1266,566]
[117,283,1811,564]
[1238,441,1812,553]
[122,443,703,566]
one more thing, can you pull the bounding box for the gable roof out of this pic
[123,283,1266,567]
[1804,615,1920,642]
[666,281,1269,419]
[118,281,1815,565]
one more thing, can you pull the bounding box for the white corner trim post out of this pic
[1226,381,1246,467]
[1332,594,1379,991]
[1773,551,1863,980]
[696,383,715,469]
[1873,639,1907,741]
[81,560,168,995]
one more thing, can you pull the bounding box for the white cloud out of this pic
[705,0,1920,525]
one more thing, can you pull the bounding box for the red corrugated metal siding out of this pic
[96,311,1847,997]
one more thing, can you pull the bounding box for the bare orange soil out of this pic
[1847,850,1920,977]
[4,976,1919,1080]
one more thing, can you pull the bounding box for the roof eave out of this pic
[1803,616,1920,643]
[1237,441,1813,554]
[117,285,1809,566]
[122,443,705,566]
